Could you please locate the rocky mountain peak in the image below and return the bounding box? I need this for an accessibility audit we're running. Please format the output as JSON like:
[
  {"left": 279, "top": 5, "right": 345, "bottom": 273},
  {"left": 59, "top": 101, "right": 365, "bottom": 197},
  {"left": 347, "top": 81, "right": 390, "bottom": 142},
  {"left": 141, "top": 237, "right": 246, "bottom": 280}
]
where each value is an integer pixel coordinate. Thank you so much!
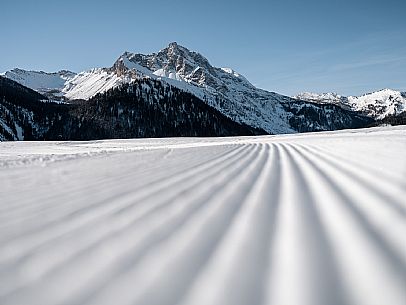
[
  {"left": 107, "top": 43, "right": 256, "bottom": 95},
  {"left": 165, "top": 41, "right": 184, "bottom": 54}
]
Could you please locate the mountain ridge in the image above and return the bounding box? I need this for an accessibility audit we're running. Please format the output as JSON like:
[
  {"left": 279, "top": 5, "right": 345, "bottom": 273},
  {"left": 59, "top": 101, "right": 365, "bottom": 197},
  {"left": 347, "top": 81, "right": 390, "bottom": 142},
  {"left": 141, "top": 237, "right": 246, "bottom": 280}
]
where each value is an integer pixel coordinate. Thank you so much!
[
  {"left": 294, "top": 88, "right": 406, "bottom": 119},
  {"left": 2, "top": 68, "right": 76, "bottom": 99},
  {"left": 0, "top": 75, "right": 265, "bottom": 141},
  {"left": 2, "top": 42, "right": 375, "bottom": 134}
]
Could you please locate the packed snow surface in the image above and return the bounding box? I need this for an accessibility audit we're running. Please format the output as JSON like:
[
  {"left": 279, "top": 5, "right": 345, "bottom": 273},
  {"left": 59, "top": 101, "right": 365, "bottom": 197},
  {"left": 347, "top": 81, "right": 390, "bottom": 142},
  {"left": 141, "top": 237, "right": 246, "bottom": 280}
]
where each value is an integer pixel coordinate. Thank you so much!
[{"left": 0, "top": 126, "right": 405, "bottom": 305}]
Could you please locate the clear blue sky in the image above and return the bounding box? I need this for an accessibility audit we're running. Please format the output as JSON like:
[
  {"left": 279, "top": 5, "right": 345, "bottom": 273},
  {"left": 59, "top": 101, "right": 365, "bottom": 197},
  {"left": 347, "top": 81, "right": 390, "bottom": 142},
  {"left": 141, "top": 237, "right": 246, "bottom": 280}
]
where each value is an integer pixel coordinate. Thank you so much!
[{"left": 1, "top": 0, "right": 405, "bottom": 96}]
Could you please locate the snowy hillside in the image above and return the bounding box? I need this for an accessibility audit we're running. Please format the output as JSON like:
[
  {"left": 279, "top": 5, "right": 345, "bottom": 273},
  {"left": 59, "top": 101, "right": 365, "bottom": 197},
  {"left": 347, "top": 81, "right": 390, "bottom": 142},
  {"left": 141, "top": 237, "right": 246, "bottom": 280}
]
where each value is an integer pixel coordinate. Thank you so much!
[
  {"left": 0, "top": 126, "right": 405, "bottom": 305},
  {"left": 62, "top": 68, "right": 135, "bottom": 100},
  {"left": 295, "top": 89, "right": 406, "bottom": 119},
  {"left": 2, "top": 68, "right": 76, "bottom": 98}
]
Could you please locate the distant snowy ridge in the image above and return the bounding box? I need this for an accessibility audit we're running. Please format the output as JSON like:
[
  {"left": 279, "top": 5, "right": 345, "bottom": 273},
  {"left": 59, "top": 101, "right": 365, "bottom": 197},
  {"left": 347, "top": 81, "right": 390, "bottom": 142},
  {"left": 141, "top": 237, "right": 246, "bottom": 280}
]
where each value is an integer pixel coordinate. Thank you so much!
[
  {"left": 347, "top": 89, "right": 406, "bottom": 119},
  {"left": 294, "top": 92, "right": 350, "bottom": 108},
  {"left": 3, "top": 68, "right": 76, "bottom": 98},
  {"left": 295, "top": 89, "right": 406, "bottom": 119}
]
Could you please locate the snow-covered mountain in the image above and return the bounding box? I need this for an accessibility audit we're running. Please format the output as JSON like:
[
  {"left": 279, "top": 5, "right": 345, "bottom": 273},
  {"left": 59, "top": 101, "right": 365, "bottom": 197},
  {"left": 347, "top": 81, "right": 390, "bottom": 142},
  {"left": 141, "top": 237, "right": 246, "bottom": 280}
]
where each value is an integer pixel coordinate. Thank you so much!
[
  {"left": 70, "top": 43, "right": 371, "bottom": 133},
  {"left": 348, "top": 89, "right": 406, "bottom": 119},
  {"left": 2, "top": 68, "right": 76, "bottom": 98},
  {"left": 2, "top": 42, "right": 372, "bottom": 134},
  {"left": 294, "top": 92, "right": 351, "bottom": 110},
  {"left": 0, "top": 75, "right": 263, "bottom": 141},
  {"left": 111, "top": 42, "right": 296, "bottom": 133},
  {"left": 295, "top": 89, "right": 406, "bottom": 119}
]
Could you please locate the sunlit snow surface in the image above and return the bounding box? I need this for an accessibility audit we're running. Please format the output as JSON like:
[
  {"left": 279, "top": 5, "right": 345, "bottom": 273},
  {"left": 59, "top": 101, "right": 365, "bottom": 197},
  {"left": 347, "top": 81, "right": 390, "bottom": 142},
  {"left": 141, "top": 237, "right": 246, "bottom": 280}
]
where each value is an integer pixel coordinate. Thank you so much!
[{"left": 0, "top": 126, "right": 405, "bottom": 305}]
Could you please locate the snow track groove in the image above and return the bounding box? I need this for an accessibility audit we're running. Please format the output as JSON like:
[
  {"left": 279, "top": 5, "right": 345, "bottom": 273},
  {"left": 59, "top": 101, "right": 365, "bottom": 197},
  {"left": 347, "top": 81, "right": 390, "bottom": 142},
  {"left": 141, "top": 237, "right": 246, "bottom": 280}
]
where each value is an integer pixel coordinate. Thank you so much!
[
  {"left": 282, "top": 143, "right": 406, "bottom": 305},
  {"left": 0, "top": 145, "right": 252, "bottom": 296},
  {"left": 265, "top": 143, "right": 347, "bottom": 305},
  {"left": 296, "top": 144, "right": 406, "bottom": 214},
  {"left": 287, "top": 145, "right": 406, "bottom": 277},
  {"left": 0, "top": 126, "right": 405, "bottom": 305}
]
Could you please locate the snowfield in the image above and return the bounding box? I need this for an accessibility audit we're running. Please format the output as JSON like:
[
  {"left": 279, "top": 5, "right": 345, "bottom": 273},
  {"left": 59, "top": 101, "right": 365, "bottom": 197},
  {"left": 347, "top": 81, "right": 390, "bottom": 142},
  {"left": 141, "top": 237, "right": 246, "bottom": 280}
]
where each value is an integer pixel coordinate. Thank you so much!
[{"left": 0, "top": 126, "right": 405, "bottom": 305}]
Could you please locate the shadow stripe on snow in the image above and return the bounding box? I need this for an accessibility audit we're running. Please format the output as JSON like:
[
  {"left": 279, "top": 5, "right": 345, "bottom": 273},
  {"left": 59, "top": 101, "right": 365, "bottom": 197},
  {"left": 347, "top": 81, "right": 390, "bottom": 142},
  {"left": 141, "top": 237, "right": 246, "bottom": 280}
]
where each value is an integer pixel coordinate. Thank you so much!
[
  {"left": 0, "top": 145, "right": 254, "bottom": 299},
  {"left": 80, "top": 144, "right": 270, "bottom": 305},
  {"left": 178, "top": 143, "right": 282, "bottom": 305},
  {"left": 0, "top": 144, "right": 241, "bottom": 226},
  {"left": 285, "top": 143, "right": 406, "bottom": 305},
  {"left": 0, "top": 145, "right": 246, "bottom": 256},
  {"left": 0, "top": 147, "right": 264, "bottom": 304},
  {"left": 303, "top": 144, "right": 406, "bottom": 188},
  {"left": 297, "top": 144, "right": 406, "bottom": 215},
  {"left": 265, "top": 143, "right": 348, "bottom": 305}
]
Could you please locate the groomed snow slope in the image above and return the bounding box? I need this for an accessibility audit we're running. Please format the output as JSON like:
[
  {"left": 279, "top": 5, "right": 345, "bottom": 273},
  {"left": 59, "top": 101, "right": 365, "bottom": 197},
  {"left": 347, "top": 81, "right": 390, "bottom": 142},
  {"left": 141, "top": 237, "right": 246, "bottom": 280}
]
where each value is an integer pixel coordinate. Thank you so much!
[{"left": 0, "top": 126, "right": 405, "bottom": 305}]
